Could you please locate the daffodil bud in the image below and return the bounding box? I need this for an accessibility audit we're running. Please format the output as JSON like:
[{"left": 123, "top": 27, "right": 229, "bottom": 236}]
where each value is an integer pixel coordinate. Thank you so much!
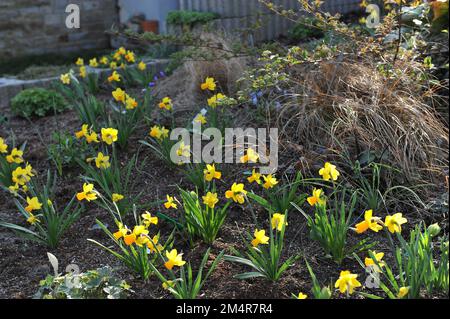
[
  {"left": 320, "top": 287, "right": 332, "bottom": 299},
  {"left": 427, "top": 223, "right": 441, "bottom": 237}
]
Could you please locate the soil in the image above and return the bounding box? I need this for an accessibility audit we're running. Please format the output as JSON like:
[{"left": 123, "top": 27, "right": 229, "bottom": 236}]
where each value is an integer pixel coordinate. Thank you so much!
[{"left": 0, "top": 69, "right": 447, "bottom": 300}]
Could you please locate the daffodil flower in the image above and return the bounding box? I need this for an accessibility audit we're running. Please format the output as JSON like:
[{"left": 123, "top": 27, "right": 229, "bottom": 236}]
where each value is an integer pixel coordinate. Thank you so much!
[
  {"left": 251, "top": 229, "right": 269, "bottom": 247},
  {"left": 95, "top": 152, "right": 110, "bottom": 169},
  {"left": 0, "top": 137, "right": 8, "bottom": 154},
  {"left": 26, "top": 212, "right": 40, "bottom": 225},
  {"left": 204, "top": 164, "right": 221, "bottom": 182},
  {"left": 164, "top": 195, "right": 177, "bottom": 209},
  {"left": 89, "top": 58, "right": 98, "bottom": 67},
  {"left": 364, "top": 251, "right": 385, "bottom": 272},
  {"left": 225, "top": 183, "right": 247, "bottom": 204},
  {"left": 271, "top": 213, "right": 287, "bottom": 231},
  {"left": 101, "top": 128, "right": 119, "bottom": 145},
  {"left": 164, "top": 249, "right": 186, "bottom": 270},
  {"left": 112, "top": 88, "right": 126, "bottom": 103},
  {"left": 159, "top": 97, "right": 173, "bottom": 111},
  {"left": 307, "top": 188, "right": 326, "bottom": 206},
  {"left": 207, "top": 93, "right": 225, "bottom": 107},
  {"left": 385, "top": 213, "right": 407, "bottom": 234},
  {"left": 240, "top": 148, "right": 259, "bottom": 163},
  {"left": 355, "top": 209, "right": 383, "bottom": 234},
  {"left": 112, "top": 193, "right": 124, "bottom": 202},
  {"left": 25, "top": 196, "right": 42, "bottom": 213},
  {"left": 142, "top": 212, "right": 158, "bottom": 227},
  {"left": 108, "top": 71, "right": 121, "bottom": 83},
  {"left": 76, "top": 183, "right": 97, "bottom": 202},
  {"left": 12, "top": 166, "right": 32, "bottom": 186},
  {"left": 79, "top": 66, "right": 87, "bottom": 78},
  {"left": 262, "top": 174, "right": 278, "bottom": 189},
  {"left": 319, "top": 162, "right": 340, "bottom": 181},
  {"left": 6, "top": 148, "right": 24, "bottom": 164},
  {"left": 125, "top": 95, "right": 138, "bottom": 110},
  {"left": 201, "top": 77, "right": 216, "bottom": 91},
  {"left": 202, "top": 192, "right": 219, "bottom": 209},
  {"left": 60, "top": 73, "right": 71, "bottom": 85},
  {"left": 334, "top": 270, "right": 361, "bottom": 295},
  {"left": 75, "top": 57, "right": 84, "bottom": 66},
  {"left": 247, "top": 169, "right": 261, "bottom": 184},
  {"left": 138, "top": 61, "right": 146, "bottom": 71},
  {"left": 397, "top": 286, "right": 410, "bottom": 299},
  {"left": 297, "top": 292, "right": 308, "bottom": 299}
]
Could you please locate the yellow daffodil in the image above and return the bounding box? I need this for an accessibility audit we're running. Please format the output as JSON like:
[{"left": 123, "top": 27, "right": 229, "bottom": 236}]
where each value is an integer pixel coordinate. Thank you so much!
[
  {"left": 262, "top": 174, "right": 278, "bottom": 189},
  {"left": 60, "top": 73, "right": 71, "bottom": 85},
  {"left": 319, "top": 162, "right": 340, "bottom": 181},
  {"left": 125, "top": 95, "right": 138, "bottom": 110},
  {"left": 124, "top": 232, "right": 136, "bottom": 245},
  {"left": 194, "top": 113, "right": 207, "bottom": 124},
  {"left": 133, "top": 225, "right": 149, "bottom": 236},
  {"left": 385, "top": 213, "right": 407, "bottom": 234},
  {"left": 397, "top": 287, "right": 410, "bottom": 299},
  {"left": 79, "top": 66, "right": 87, "bottom": 78},
  {"left": 112, "top": 193, "right": 124, "bottom": 202},
  {"left": 204, "top": 164, "right": 221, "bottom": 182},
  {"left": 162, "top": 280, "right": 175, "bottom": 290},
  {"left": 25, "top": 196, "right": 42, "bottom": 213},
  {"left": 334, "top": 270, "right": 361, "bottom": 295},
  {"left": 89, "top": 58, "right": 98, "bottom": 67},
  {"left": 142, "top": 212, "right": 158, "bottom": 227},
  {"left": 355, "top": 209, "right": 383, "bottom": 234},
  {"left": 125, "top": 50, "right": 135, "bottom": 63},
  {"left": 164, "top": 195, "right": 177, "bottom": 209},
  {"left": 95, "top": 152, "right": 110, "bottom": 169},
  {"left": 110, "top": 61, "right": 117, "bottom": 69},
  {"left": 6, "top": 148, "right": 24, "bottom": 164},
  {"left": 251, "top": 229, "right": 269, "bottom": 247},
  {"left": 112, "top": 88, "right": 126, "bottom": 103},
  {"left": 47, "top": 199, "right": 53, "bottom": 206},
  {"left": 108, "top": 71, "right": 121, "bottom": 83},
  {"left": 0, "top": 137, "right": 8, "bottom": 153},
  {"left": 240, "top": 148, "right": 259, "bottom": 163},
  {"left": 8, "top": 183, "right": 20, "bottom": 195},
  {"left": 26, "top": 212, "right": 40, "bottom": 225},
  {"left": 307, "top": 188, "right": 326, "bottom": 206},
  {"left": 164, "top": 249, "right": 186, "bottom": 270},
  {"left": 76, "top": 124, "right": 99, "bottom": 143},
  {"left": 75, "top": 57, "right": 84, "bottom": 66},
  {"left": 225, "top": 183, "right": 247, "bottom": 204},
  {"left": 101, "top": 128, "right": 118, "bottom": 145},
  {"left": 76, "top": 183, "right": 97, "bottom": 202},
  {"left": 207, "top": 93, "right": 225, "bottom": 108},
  {"left": 365, "top": 251, "right": 385, "bottom": 272},
  {"left": 203, "top": 192, "right": 219, "bottom": 209},
  {"left": 201, "top": 77, "right": 216, "bottom": 91},
  {"left": 113, "top": 222, "right": 129, "bottom": 240},
  {"left": 138, "top": 61, "right": 146, "bottom": 71},
  {"left": 176, "top": 142, "right": 190, "bottom": 159},
  {"left": 271, "top": 213, "right": 287, "bottom": 231},
  {"left": 149, "top": 125, "right": 162, "bottom": 139},
  {"left": 297, "top": 293, "right": 308, "bottom": 299},
  {"left": 12, "top": 166, "right": 32, "bottom": 186},
  {"left": 147, "top": 234, "right": 163, "bottom": 253},
  {"left": 159, "top": 97, "right": 172, "bottom": 111},
  {"left": 247, "top": 169, "right": 262, "bottom": 184},
  {"left": 100, "top": 56, "right": 109, "bottom": 65}
]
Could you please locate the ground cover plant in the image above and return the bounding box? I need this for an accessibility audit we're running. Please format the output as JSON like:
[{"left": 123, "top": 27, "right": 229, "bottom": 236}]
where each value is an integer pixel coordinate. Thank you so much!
[{"left": 0, "top": 0, "right": 448, "bottom": 300}]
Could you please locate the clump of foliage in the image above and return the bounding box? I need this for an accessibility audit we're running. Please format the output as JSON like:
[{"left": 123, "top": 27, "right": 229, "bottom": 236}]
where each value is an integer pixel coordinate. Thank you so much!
[
  {"left": 288, "top": 17, "right": 324, "bottom": 42},
  {"left": 47, "top": 131, "right": 88, "bottom": 176},
  {"left": 167, "top": 10, "right": 220, "bottom": 28},
  {"left": 35, "top": 266, "right": 131, "bottom": 299},
  {"left": 11, "top": 88, "right": 67, "bottom": 118}
]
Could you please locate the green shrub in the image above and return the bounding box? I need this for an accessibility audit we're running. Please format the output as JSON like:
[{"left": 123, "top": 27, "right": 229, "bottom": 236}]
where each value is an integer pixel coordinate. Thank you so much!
[
  {"left": 11, "top": 88, "right": 67, "bottom": 117},
  {"left": 288, "top": 17, "right": 324, "bottom": 42},
  {"left": 167, "top": 10, "right": 219, "bottom": 27}
]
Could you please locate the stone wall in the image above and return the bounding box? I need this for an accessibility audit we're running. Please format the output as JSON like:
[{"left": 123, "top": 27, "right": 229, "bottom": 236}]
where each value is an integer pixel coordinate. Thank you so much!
[{"left": 0, "top": 0, "right": 118, "bottom": 60}]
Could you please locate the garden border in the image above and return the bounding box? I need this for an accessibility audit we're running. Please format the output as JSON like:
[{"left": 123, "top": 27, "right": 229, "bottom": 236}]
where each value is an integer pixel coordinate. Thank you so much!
[{"left": 0, "top": 59, "right": 169, "bottom": 112}]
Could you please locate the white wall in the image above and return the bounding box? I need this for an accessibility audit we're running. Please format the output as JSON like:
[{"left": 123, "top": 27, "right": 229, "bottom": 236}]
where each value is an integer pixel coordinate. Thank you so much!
[{"left": 118, "top": 0, "right": 179, "bottom": 34}]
